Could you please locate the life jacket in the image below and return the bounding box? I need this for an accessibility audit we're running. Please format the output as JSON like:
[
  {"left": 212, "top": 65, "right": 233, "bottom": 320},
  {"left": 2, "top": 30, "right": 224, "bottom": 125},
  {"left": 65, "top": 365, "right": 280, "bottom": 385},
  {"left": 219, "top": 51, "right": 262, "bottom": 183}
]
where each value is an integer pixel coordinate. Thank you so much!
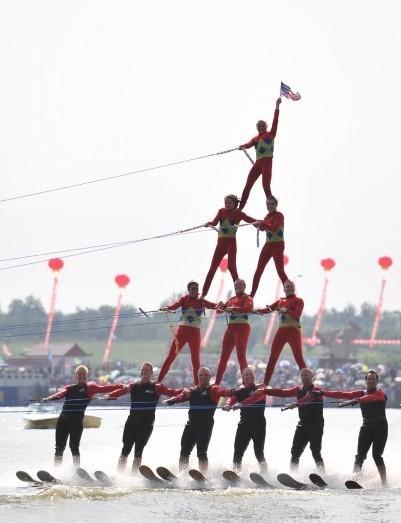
[
  {"left": 188, "top": 386, "right": 218, "bottom": 425},
  {"left": 235, "top": 385, "right": 266, "bottom": 423},
  {"left": 129, "top": 382, "right": 159, "bottom": 423},
  {"left": 297, "top": 385, "right": 324, "bottom": 424},
  {"left": 255, "top": 134, "right": 275, "bottom": 160},
  {"left": 179, "top": 305, "right": 203, "bottom": 328},
  {"left": 61, "top": 384, "right": 91, "bottom": 416},
  {"left": 360, "top": 391, "right": 387, "bottom": 425},
  {"left": 218, "top": 217, "right": 238, "bottom": 238}
]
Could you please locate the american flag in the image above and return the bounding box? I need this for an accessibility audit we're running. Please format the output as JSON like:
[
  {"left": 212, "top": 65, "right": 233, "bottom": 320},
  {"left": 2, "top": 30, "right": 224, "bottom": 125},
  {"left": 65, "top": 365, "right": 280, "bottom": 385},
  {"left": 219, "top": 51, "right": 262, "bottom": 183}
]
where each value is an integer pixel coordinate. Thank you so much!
[{"left": 280, "top": 82, "right": 301, "bottom": 101}]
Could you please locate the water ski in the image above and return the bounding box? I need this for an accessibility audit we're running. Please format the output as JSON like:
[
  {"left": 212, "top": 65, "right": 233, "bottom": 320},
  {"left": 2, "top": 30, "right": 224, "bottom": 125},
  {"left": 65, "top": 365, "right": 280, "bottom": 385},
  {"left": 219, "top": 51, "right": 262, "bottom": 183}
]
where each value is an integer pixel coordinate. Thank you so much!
[
  {"left": 16, "top": 470, "right": 42, "bottom": 486},
  {"left": 249, "top": 472, "right": 273, "bottom": 488},
  {"left": 156, "top": 466, "right": 177, "bottom": 482},
  {"left": 345, "top": 480, "right": 363, "bottom": 490},
  {"left": 139, "top": 465, "right": 163, "bottom": 483},
  {"left": 76, "top": 468, "right": 95, "bottom": 483},
  {"left": 222, "top": 470, "right": 240, "bottom": 484},
  {"left": 188, "top": 469, "right": 207, "bottom": 483},
  {"left": 277, "top": 473, "right": 308, "bottom": 490},
  {"left": 309, "top": 473, "right": 327, "bottom": 488},
  {"left": 37, "top": 470, "right": 60, "bottom": 484},
  {"left": 94, "top": 470, "right": 113, "bottom": 485}
]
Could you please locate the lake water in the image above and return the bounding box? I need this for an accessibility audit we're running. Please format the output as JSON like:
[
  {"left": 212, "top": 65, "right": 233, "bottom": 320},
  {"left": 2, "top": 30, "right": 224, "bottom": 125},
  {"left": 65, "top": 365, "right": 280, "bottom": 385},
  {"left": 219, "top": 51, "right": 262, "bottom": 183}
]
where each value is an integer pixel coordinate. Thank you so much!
[{"left": 1, "top": 406, "right": 400, "bottom": 523}]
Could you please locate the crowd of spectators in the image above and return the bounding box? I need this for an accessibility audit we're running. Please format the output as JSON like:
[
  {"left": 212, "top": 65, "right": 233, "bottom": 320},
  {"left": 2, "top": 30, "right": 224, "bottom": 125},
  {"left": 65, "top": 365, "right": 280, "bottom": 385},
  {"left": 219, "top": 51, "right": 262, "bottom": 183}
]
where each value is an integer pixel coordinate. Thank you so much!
[{"left": 94, "top": 356, "right": 401, "bottom": 408}]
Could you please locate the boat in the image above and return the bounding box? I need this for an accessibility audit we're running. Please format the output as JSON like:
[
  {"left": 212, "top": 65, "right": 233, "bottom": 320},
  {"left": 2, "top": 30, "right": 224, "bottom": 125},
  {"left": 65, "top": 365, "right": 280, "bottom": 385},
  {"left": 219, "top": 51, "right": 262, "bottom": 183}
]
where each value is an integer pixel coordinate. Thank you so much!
[{"left": 23, "top": 403, "right": 101, "bottom": 429}]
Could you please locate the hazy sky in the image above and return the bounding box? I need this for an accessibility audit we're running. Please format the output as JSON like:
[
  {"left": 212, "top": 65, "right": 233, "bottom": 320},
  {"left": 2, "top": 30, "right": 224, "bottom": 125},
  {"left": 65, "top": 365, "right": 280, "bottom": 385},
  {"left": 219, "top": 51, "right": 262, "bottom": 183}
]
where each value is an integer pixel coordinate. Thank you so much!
[{"left": 1, "top": 0, "right": 400, "bottom": 315}]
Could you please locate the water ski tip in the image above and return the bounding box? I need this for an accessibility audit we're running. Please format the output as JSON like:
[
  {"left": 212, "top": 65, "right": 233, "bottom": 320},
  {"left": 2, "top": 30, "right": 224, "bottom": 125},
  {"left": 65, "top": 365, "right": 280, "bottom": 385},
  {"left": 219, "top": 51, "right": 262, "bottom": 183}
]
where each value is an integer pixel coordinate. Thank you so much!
[
  {"left": 345, "top": 479, "right": 363, "bottom": 490},
  {"left": 277, "top": 473, "right": 308, "bottom": 490},
  {"left": 222, "top": 470, "right": 240, "bottom": 483},
  {"left": 188, "top": 469, "right": 207, "bottom": 482},
  {"left": 37, "top": 470, "right": 60, "bottom": 484},
  {"left": 309, "top": 473, "right": 327, "bottom": 488},
  {"left": 139, "top": 465, "right": 163, "bottom": 483},
  {"left": 156, "top": 466, "right": 177, "bottom": 481},
  {"left": 249, "top": 472, "right": 273, "bottom": 488},
  {"left": 16, "top": 470, "right": 41, "bottom": 485}
]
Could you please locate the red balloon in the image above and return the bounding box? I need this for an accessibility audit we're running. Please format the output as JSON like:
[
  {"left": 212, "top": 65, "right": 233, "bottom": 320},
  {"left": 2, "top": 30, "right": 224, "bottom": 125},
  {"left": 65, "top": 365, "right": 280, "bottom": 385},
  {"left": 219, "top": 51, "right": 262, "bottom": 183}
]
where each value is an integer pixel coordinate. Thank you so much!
[
  {"left": 378, "top": 256, "right": 393, "bottom": 270},
  {"left": 283, "top": 255, "right": 289, "bottom": 266},
  {"left": 48, "top": 258, "right": 64, "bottom": 272},
  {"left": 321, "top": 258, "right": 335, "bottom": 271},
  {"left": 115, "top": 274, "right": 130, "bottom": 288},
  {"left": 219, "top": 258, "right": 228, "bottom": 272}
]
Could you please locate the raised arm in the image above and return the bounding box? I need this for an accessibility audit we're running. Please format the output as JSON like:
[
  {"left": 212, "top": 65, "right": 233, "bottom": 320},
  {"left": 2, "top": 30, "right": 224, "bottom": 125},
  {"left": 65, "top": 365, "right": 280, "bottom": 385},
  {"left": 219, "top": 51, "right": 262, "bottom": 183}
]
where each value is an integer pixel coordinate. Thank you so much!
[{"left": 270, "top": 98, "right": 281, "bottom": 138}]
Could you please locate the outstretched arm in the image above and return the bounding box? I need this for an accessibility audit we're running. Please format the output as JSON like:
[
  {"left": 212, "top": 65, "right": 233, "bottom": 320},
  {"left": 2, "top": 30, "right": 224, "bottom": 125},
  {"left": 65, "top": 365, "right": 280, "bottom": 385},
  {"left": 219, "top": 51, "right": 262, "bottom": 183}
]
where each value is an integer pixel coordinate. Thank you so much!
[
  {"left": 322, "top": 389, "right": 365, "bottom": 400},
  {"left": 160, "top": 296, "right": 185, "bottom": 312},
  {"left": 42, "top": 387, "right": 68, "bottom": 402}
]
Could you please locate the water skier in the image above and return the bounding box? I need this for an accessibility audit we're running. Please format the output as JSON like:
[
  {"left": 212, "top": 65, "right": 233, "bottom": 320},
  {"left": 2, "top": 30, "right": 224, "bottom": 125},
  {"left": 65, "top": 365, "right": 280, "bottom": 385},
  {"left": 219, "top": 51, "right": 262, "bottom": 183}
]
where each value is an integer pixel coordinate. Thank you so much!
[
  {"left": 223, "top": 367, "right": 267, "bottom": 473},
  {"left": 201, "top": 194, "right": 256, "bottom": 298},
  {"left": 322, "top": 369, "right": 388, "bottom": 486},
  {"left": 256, "top": 279, "right": 306, "bottom": 385},
  {"left": 158, "top": 281, "right": 217, "bottom": 385},
  {"left": 163, "top": 367, "right": 233, "bottom": 472},
  {"left": 105, "top": 362, "right": 182, "bottom": 470},
  {"left": 214, "top": 279, "right": 254, "bottom": 385},
  {"left": 42, "top": 364, "right": 123, "bottom": 466},
  {"left": 250, "top": 195, "right": 288, "bottom": 297},
  {"left": 238, "top": 97, "right": 281, "bottom": 209},
  {"left": 242, "top": 367, "right": 325, "bottom": 471}
]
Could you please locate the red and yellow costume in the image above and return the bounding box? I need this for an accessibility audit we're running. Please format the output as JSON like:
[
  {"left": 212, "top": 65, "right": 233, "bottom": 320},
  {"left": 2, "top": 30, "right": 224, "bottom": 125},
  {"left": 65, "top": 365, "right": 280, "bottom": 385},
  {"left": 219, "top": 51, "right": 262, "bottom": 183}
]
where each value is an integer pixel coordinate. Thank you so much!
[
  {"left": 251, "top": 210, "right": 287, "bottom": 297},
  {"left": 215, "top": 294, "right": 254, "bottom": 384},
  {"left": 239, "top": 108, "right": 279, "bottom": 209},
  {"left": 158, "top": 295, "right": 217, "bottom": 385},
  {"left": 258, "top": 294, "right": 306, "bottom": 385},
  {"left": 202, "top": 208, "right": 256, "bottom": 297}
]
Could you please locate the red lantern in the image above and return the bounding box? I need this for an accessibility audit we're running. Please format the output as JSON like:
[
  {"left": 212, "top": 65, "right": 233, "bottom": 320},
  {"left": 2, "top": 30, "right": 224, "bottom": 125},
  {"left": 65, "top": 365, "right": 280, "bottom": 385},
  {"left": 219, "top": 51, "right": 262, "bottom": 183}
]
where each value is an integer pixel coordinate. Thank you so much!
[
  {"left": 115, "top": 274, "right": 130, "bottom": 288},
  {"left": 219, "top": 258, "right": 228, "bottom": 272},
  {"left": 48, "top": 258, "right": 64, "bottom": 272},
  {"left": 321, "top": 258, "right": 335, "bottom": 271},
  {"left": 378, "top": 256, "right": 392, "bottom": 270},
  {"left": 283, "top": 255, "right": 289, "bottom": 266}
]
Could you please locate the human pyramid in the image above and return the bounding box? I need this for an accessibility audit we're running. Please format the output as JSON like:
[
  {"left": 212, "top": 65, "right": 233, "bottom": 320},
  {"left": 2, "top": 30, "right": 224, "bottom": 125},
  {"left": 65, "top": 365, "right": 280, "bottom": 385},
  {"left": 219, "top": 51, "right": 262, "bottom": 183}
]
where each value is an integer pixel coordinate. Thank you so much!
[{"left": 43, "top": 94, "right": 388, "bottom": 487}]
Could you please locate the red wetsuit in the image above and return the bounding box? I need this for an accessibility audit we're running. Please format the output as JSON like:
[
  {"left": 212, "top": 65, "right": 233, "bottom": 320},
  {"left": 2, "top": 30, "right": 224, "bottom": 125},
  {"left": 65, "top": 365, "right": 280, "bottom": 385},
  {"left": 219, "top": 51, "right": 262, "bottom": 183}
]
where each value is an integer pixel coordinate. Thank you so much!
[
  {"left": 322, "top": 388, "right": 387, "bottom": 469},
  {"left": 259, "top": 294, "right": 306, "bottom": 385},
  {"left": 158, "top": 295, "right": 217, "bottom": 385},
  {"left": 239, "top": 108, "right": 279, "bottom": 209},
  {"left": 251, "top": 211, "right": 287, "bottom": 297},
  {"left": 215, "top": 294, "right": 254, "bottom": 384},
  {"left": 202, "top": 208, "right": 256, "bottom": 297}
]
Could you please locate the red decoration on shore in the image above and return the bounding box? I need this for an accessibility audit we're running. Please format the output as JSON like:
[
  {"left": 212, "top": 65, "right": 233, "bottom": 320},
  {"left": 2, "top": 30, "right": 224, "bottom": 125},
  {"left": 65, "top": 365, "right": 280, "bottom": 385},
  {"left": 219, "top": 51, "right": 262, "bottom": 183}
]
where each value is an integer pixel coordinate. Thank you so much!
[
  {"left": 320, "top": 258, "right": 335, "bottom": 271},
  {"left": 48, "top": 258, "right": 64, "bottom": 272},
  {"left": 115, "top": 274, "right": 130, "bottom": 288},
  {"left": 378, "top": 256, "right": 392, "bottom": 270},
  {"left": 219, "top": 258, "right": 228, "bottom": 272}
]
